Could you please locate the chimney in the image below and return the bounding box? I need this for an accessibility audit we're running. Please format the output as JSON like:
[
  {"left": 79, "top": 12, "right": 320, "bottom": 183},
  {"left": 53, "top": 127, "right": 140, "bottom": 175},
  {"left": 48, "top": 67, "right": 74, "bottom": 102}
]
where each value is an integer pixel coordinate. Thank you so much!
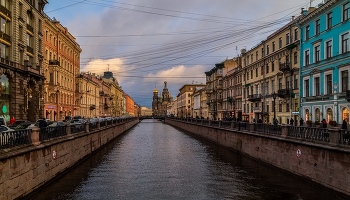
[
  {"left": 301, "top": 8, "right": 308, "bottom": 16},
  {"left": 292, "top": 16, "right": 295, "bottom": 21},
  {"left": 308, "top": 7, "right": 316, "bottom": 13}
]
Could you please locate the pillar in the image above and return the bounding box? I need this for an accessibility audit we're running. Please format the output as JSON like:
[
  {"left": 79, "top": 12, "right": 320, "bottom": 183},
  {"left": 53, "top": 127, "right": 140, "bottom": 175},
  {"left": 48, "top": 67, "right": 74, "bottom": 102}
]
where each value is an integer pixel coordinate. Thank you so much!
[{"left": 30, "top": 127, "right": 40, "bottom": 146}]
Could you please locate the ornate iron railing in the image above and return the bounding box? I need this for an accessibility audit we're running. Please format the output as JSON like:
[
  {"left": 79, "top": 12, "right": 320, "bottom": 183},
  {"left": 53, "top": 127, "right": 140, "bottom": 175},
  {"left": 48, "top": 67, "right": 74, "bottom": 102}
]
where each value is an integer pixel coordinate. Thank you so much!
[
  {"left": 253, "top": 124, "right": 282, "bottom": 135},
  {"left": 27, "top": 45, "right": 34, "bottom": 54},
  {"left": 39, "top": 126, "right": 67, "bottom": 141},
  {"left": 27, "top": 24, "right": 34, "bottom": 33},
  {"left": 89, "top": 123, "right": 98, "bottom": 131},
  {"left": 0, "top": 129, "right": 32, "bottom": 149},
  {"left": 0, "top": 4, "right": 11, "bottom": 19},
  {"left": 288, "top": 126, "right": 329, "bottom": 142},
  {"left": 221, "top": 121, "right": 231, "bottom": 129},
  {"left": 211, "top": 120, "right": 219, "bottom": 127},
  {"left": 339, "top": 129, "right": 350, "bottom": 145},
  {"left": 71, "top": 124, "right": 86, "bottom": 134}
]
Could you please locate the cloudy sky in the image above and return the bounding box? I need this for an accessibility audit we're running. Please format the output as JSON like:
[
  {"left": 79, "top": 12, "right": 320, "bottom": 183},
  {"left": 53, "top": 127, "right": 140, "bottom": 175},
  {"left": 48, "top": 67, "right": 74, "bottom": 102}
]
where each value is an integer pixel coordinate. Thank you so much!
[{"left": 44, "top": 0, "right": 322, "bottom": 107}]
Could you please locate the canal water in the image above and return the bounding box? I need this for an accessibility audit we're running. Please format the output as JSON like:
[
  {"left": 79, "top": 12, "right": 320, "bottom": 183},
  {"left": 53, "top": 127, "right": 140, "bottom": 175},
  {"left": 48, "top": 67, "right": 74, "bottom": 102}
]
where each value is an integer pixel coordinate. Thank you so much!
[{"left": 31, "top": 119, "right": 347, "bottom": 200}]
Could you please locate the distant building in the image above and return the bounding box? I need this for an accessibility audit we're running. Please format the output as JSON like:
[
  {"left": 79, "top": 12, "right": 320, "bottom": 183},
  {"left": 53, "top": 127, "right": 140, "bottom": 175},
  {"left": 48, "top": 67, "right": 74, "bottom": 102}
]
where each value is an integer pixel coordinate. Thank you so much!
[
  {"left": 177, "top": 83, "right": 206, "bottom": 118},
  {"left": 152, "top": 81, "right": 173, "bottom": 116},
  {"left": 141, "top": 107, "right": 152, "bottom": 116}
]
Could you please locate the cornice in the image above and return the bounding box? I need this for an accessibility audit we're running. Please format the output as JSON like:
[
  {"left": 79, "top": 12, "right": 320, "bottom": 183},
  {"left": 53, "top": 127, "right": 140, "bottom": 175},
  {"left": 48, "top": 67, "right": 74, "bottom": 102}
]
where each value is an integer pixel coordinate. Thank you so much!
[{"left": 298, "top": 0, "right": 338, "bottom": 25}]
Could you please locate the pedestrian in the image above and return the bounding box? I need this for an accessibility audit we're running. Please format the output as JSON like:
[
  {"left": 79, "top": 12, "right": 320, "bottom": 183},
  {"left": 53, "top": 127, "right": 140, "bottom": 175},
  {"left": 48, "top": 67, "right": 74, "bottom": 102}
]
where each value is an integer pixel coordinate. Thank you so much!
[
  {"left": 322, "top": 119, "right": 327, "bottom": 128},
  {"left": 342, "top": 120, "right": 347, "bottom": 130},
  {"left": 10, "top": 117, "right": 15, "bottom": 125},
  {"left": 290, "top": 118, "right": 294, "bottom": 126},
  {"left": 300, "top": 118, "right": 304, "bottom": 127}
]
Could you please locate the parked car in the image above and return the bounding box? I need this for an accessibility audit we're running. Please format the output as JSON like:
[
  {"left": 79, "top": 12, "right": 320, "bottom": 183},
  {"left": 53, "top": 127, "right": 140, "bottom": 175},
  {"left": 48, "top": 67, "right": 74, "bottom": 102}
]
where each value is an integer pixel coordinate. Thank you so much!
[
  {"left": 0, "top": 125, "right": 14, "bottom": 133},
  {"left": 48, "top": 121, "right": 67, "bottom": 127},
  {"left": 8, "top": 120, "right": 28, "bottom": 129}
]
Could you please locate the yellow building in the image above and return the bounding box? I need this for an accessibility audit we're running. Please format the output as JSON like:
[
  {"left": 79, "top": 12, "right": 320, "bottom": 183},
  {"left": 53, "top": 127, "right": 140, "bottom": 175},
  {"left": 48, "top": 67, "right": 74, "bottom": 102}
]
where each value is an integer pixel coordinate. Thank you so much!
[
  {"left": 191, "top": 87, "right": 208, "bottom": 118},
  {"left": 141, "top": 107, "right": 152, "bottom": 116},
  {"left": 75, "top": 73, "right": 100, "bottom": 118},
  {"left": 242, "top": 16, "right": 301, "bottom": 124}
]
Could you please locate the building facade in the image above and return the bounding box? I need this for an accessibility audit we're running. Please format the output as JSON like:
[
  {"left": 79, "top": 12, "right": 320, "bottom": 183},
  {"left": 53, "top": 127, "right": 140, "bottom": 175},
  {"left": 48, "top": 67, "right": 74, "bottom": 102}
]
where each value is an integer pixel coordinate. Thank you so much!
[
  {"left": 0, "top": 0, "right": 48, "bottom": 122},
  {"left": 125, "top": 93, "right": 134, "bottom": 116},
  {"left": 191, "top": 87, "right": 208, "bottom": 118},
  {"left": 299, "top": 1, "right": 350, "bottom": 125},
  {"left": 152, "top": 81, "right": 173, "bottom": 116},
  {"left": 177, "top": 84, "right": 206, "bottom": 118},
  {"left": 76, "top": 73, "right": 99, "bottom": 118},
  {"left": 98, "top": 79, "right": 111, "bottom": 117},
  {"left": 102, "top": 71, "right": 123, "bottom": 117},
  {"left": 43, "top": 17, "right": 82, "bottom": 121},
  {"left": 141, "top": 107, "right": 152, "bottom": 116},
  {"left": 242, "top": 16, "right": 301, "bottom": 124}
]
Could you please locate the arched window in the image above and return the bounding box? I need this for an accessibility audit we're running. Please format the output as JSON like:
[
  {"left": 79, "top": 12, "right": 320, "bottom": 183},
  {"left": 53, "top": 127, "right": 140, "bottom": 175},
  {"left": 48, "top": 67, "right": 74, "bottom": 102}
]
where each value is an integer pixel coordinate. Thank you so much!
[
  {"left": 305, "top": 109, "right": 310, "bottom": 121},
  {"left": 327, "top": 108, "right": 333, "bottom": 122},
  {"left": 315, "top": 108, "right": 320, "bottom": 122},
  {"left": 343, "top": 107, "right": 349, "bottom": 123}
]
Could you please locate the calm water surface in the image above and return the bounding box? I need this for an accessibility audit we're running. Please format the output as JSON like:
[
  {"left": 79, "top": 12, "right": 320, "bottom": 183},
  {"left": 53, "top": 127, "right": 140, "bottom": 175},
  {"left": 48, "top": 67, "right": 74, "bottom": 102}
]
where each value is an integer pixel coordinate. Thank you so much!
[{"left": 31, "top": 119, "right": 348, "bottom": 200}]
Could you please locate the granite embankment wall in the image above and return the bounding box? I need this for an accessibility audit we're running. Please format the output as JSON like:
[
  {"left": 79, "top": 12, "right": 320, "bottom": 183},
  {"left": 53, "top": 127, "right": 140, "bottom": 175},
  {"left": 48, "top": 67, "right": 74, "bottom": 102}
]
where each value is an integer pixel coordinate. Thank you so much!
[
  {"left": 0, "top": 118, "right": 139, "bottom": 200},
  {"left": 166, "top": 118, "right": 350, "bottom": 196}
]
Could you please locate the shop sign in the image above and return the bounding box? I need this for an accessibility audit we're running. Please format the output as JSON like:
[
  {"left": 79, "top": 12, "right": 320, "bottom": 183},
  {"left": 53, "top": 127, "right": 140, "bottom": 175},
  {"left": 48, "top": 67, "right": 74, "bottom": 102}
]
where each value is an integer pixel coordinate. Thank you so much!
[
  {"left": 250, "top": 113, "right": 253, "bottom": 115},
  {"left": 292, "top": 112, "right": 299, "bottom": 114},
  {"left": 48, "top": 107, "right": 55, "bottom": 109}
]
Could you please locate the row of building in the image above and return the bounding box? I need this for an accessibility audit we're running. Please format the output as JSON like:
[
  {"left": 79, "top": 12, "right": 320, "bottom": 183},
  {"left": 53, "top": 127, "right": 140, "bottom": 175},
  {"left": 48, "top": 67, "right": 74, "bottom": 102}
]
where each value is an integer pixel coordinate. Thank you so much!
[
  {"left": 0, "top": 0, "right": 139, "bottom": 122},
  {"left": 157, "top": 0, "right": 350, "bottom": 126}
]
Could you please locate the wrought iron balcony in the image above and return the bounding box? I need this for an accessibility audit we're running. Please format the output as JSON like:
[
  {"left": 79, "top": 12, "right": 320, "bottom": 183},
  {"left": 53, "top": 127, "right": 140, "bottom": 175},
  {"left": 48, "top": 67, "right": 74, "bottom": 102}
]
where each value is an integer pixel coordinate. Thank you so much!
[
  {"left": 27, "top": 46, "right": 34, "bottom": 54},
  {"left": 206, "top": 89, "right": 213, "bottom": 94},
  {"left": 104, "top": 103, "right": 110, "bottom": 109},
  {"left": 279, "top": 62, "right": 291, "bottom": 72},
  {"left": 216, "top": 85, "right": 223, "bottom": 90},
  {"left": 0, "top": 32, "right": 11, "bottom": 43},
  {"left": 27, "top": 24, "right": 34, "bottom": 33},
  {"left": 49, "top": 60, "right": 60, "bottom": 66},
  {"left": 99, "top": 91, "right": 104, "bottom": 96},
  {"left": 0, "top": 4, "right": 11, "bottom": 19},
  {"left": 277, "top": 89, "right": 291, "bottom": 98},
  {"left": 248, "top": 94, "right": 262, "bottom": 102},
  {"left": 90, "top": 105, "right": 96, "bottom": 110}
]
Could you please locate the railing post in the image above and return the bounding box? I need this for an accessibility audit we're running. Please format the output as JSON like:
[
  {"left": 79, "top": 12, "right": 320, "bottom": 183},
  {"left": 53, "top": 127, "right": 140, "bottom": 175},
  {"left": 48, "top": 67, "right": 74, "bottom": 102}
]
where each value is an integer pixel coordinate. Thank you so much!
[
  {"left": 30, "top": 127, "right": 40, "bottom": 146},
  {"left": 329, "top": 128, "right": 340, "bottom": 145},
  {"left": 201, "top": 120, "right": 203, "bottom": 125},
  {"left": 85, "top": 122, "right": 89, "bottom": 133},
  {"left": 97, "top": 121, "right": 101, "bottom": 129},
  {"left": 249, "top": 123, "right": 254, "bottom": 132},
  {"left": 105, "top": 121, "right": 108, "bottom": 127},
  {"left": 209, "top": 120, "right": 211, "bottom": 126},
  {"left": 231, "top": 121, "right": 234, "bottom": 129},
  {"left": 218, "top": 121, "right": 222, "bottom": 128},
  {"left": 66, "top": 124, "right": 71, "bottom": 135},
  {"left": 281, "top": 125, "right": 289, "bottom": 138}
]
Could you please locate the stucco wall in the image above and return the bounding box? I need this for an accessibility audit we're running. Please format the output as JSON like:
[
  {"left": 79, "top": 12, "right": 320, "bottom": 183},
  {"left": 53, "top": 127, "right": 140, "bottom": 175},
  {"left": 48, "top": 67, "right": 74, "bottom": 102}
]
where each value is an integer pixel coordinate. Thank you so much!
[
  {"left": 0, "top": 119, "right": 139, "bottom": 200},
  {"left": 166, "top": 119, "right": 350, "bottom": 196}
]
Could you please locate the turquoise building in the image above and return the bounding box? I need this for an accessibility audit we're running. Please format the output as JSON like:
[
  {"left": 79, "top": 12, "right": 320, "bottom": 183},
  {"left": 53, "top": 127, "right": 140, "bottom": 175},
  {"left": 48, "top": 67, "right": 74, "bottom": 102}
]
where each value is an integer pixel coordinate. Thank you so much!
[{"left": 299, "top": 0, "right": 350, "bottom": 125}]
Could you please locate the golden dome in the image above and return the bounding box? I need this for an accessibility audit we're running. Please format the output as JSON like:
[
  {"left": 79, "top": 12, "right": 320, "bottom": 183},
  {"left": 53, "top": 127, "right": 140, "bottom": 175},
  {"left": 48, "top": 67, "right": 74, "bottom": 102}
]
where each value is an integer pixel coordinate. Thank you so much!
[{"left": 153, "top": 88, "right": 158, "bottom": 93}]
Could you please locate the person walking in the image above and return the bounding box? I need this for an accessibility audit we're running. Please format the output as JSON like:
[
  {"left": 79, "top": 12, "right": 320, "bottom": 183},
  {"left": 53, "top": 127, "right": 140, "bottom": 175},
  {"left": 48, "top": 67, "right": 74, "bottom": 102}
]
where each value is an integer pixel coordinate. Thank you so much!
[
  {"left": 300, "top": 118, "right": 304, "bottom": 127},
  {"left": 341, "top": 120, "right": 347, "bottom": 130},
  {"left": 322, "top": 119, "right": 327, "bottom": 128},
  {"left": 290, "top": 118, "right": 294, "bottom": 126},
  {"left": 10, "top": 117, "right": 15, "bottom": 125}
]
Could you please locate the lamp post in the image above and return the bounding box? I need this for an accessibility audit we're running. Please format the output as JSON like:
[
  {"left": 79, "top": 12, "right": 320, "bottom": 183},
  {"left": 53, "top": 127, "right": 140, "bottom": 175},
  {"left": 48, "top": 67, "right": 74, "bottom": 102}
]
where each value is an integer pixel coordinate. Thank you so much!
[{"left": 272, "top": 92, "right": 277, "bottom": 125}]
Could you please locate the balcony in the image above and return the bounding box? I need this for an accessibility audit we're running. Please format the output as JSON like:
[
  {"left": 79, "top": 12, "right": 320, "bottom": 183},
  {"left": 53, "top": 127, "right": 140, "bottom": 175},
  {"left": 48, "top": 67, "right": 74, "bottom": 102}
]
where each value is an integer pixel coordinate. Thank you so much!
[
  {"left": 0, "top": 32, "right": 11, "bottom": 43},
  {"left": 206, "top": 89, "right": 213, "bottom": 94},
  {"left": 279, "top": 62, "right": 291, "bottom": 72},
  {"left": 104, "top": 103, "right": 110, "bottom": 109},
  {"left": 99, "top": 91, "right": 104, "bottom": 96},
  {"left": 49, "top": 60, "right": 60, "bottom": 66},
  {"left": 216, "top": 85, "right": 223, "bottom": 90},
  {"left": 27, "top": 46, "right": 34, "bottom": 54},
  {"left": 217, "top": 98, "right": 223, "bottom": 103},
  {"left": 227, "top": 97, "right": 233, "bottom": 102},
  {"left": 90, "top": 105, "right": 96, "bottom": 110},
  {"left": 248, "top": 94, "right": 262, "bottom": 102},
  {"left": 0, "top": 4, "right": 11, "bottom": 19},
  {"left": 27, "top": 24, "right": 34, "bottom": 34},
  {"left": 277, "top": 89, "right": 291, "bottom": 98}
]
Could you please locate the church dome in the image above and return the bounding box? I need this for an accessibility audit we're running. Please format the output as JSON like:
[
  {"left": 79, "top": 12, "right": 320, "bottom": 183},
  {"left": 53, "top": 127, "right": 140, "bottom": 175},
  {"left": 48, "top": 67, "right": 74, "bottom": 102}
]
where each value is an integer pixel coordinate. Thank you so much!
[{"left": 153, "top": 88, "right": 158, "bottom": 93}]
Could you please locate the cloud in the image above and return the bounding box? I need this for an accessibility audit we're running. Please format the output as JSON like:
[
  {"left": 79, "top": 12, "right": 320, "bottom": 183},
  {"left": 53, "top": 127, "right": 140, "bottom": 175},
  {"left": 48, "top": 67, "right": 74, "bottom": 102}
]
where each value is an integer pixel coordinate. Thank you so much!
[{"left": 82, "top": 58, "right": 126, "bottom": 83}]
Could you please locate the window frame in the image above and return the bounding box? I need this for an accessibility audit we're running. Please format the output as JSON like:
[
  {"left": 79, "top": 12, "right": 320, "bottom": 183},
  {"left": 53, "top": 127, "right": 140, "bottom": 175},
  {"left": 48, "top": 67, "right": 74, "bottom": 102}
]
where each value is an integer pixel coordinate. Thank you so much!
[
  {"left": 324, "top": 71, "right": 333, "bottom": 95},
  {"left": 315, "top": 19, "right": 321, "bottom": 35},
  {"left": 327, "top": 12, "right": 333, "bottom": 30}
]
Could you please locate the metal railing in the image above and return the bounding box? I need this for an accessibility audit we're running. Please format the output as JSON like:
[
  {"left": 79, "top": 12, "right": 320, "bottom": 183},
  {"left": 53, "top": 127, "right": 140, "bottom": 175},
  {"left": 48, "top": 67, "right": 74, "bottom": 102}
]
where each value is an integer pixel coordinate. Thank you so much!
[
  {"left": 221, "top": 121, "right": 231, "bottom": 129},
  {"left": 211, "top": 121, "right": 219, "bottom": 127},
  {"left": 89, "top": 123, "right": 98, "bottom": 131},
  {"left": 100, "top": 121, "right": 106, "bottom": 128},
  {"left": 71, "top": 124, "right": 86, "bottom": 134},
  {"left": 107, "top": 120, "right": 112, "bottom": 126},
  {"left": 288, "top": 126, "right": 329, "bottom": 142},
  {"left": 253, "top": 124, "right": 282, "bottom": 135},
  {"left": 0, "top": 129, "right": 32, "bottom": 149},
  {"left": 339, "top": 129, "right": 350, "bottom": 145},
  {"left": 39, "top": 126, "right": 67, "bottom": 141}
]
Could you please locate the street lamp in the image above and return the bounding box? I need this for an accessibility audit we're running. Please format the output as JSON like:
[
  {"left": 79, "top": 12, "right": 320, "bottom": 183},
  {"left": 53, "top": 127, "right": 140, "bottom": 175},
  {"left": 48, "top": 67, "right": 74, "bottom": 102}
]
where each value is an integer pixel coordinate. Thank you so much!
[{"left": 272, "top": 92, "right": 277, "bottom": 125}]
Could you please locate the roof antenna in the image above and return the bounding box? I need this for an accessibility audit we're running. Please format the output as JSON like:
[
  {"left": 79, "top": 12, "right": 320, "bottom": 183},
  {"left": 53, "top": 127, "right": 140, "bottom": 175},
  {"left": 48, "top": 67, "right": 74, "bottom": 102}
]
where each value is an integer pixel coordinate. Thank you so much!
[{"left": 107, "top": 64, "right": 110, "bottom": 71}]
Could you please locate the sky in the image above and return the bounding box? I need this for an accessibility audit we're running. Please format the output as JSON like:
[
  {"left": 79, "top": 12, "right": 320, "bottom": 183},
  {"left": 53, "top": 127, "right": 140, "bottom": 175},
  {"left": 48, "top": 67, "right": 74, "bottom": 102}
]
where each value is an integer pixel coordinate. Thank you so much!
[{"left": 44, "top": 0, "right": 323, "bottom": 107}]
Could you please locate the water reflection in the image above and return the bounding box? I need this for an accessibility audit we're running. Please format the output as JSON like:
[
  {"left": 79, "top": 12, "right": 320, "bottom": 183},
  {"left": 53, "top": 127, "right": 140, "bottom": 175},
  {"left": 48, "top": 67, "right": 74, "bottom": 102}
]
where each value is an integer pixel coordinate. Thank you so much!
[{"left": 30, "top": 119, "right": 347, "bottom": 200}]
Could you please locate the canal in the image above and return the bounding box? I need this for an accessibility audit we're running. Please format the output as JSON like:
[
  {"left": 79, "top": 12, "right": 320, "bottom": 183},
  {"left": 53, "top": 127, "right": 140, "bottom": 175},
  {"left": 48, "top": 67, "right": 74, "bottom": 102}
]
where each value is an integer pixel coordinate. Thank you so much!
[{"left": 30, "top": 119, "right": 347, "bottom": 200}]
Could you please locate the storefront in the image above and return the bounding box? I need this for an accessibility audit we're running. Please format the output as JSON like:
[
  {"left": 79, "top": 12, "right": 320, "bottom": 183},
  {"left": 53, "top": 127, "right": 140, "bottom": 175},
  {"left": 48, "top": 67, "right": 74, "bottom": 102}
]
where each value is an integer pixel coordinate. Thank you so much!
[{"left": 0, "top": 74, "right": 11, "bottom": 122}]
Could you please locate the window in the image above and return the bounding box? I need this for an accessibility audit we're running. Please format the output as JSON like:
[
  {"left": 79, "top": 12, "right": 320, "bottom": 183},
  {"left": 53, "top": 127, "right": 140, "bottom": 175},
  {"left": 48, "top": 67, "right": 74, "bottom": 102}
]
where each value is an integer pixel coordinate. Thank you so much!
[
  {"left": 39, "top": 19, "right": 42, "bottom": 33},
  {"left": 50, "top": 73, "right": 54, "bottom": 83},
  {"left": 266, "top": 82, "right": 269, "bottom": 94},
  {"left": 19, "top": 26, "right": 23, "bottom": 41},
  {"left": 286, "top": 33, "right": 290, "bottom": 45},
  {"left": 306, "top": 25, "right": 310, "bottom": 40},
  {"left": 315, "top": 19, "right": 320, "bottom": 35},
  {"left": 279, "top": 101, "right": 282, "bottom": 112},
  {"left": 315, "top": 45, "right": 320, "bottom": 62},
  {"left": 342, "top": 33, "right": 349, "bottom": 54},
  {"left": 251, "top": 55, "right": 253, "bottom": 63},
  {"left": 305, "top": 79, "right": 309, "bottom": 97},
  {"left": 305, "top": 50, "right": 310, "bottom": 66},
  {"left": 256, "top": 51, "right": 258, "bottom": 60},
  {"left": 278, "top": 78, "right": 282, "bottom": 90},
  {"left": 256, "top": 68, "right": 258, "bottom": 77},
  {"left": 266, "top": 64, "right": 269, "bottom": 74},
  {"left": 262, "top": 48, "right": 265, "bottom": 57},
  {"left": 294, "top": 52, "right": 298, "bottom": 64},
  {"left": 342, "top": 70, "right": 349, "bottom": 92},
  {"left": 261, "top": 83, "right": 264, "bottom": 95},
  {"left": 251, "top": 70, "right": 253, "bottom": 79},
  {"left": 267, "top": 105, "right": 269, "bottom": 112},
  {"left": 286, "top": 103, "right": 290, "bottom": 112},
  {"left": 272, "top": 42, "right": 275, "bottom": 52},
  {"left": 261, "top": 66, "right": 264, "bottom": 75},
  {"left": 19, "top": 51, "right": 23, "bottom": 64},
  {"left": 279, "top": 37, "right": 282, "bottom": 48},
  {"left": 271, "top": 80, "right": 275, "bottom": 93},
  {"left": 294, "top": 75, "right": 298, "bottom": 89},
  {"left": 188, "top": 100, "right": 190, "bottom": 104},
  {"left": 326, "top": 74, "right": 332, "bottom": 95},
  {"left": 247, "top": 72, "right": 249, "bottom": 80},
  {"left": 26, "top": 55, "right": 33, "bottom": 66},
  {"left": 315, "top": 77, "right": 320, "bottom": 96},
  {"left": 327, "top": 12, "right": 332, "bottom": 29},
  {"left": 247, "top": 55, "right": 249, "bottom": 65},
  {"left": 344, "top": 3, "right": 349, "bottom": 21},
  {"left": 294, "top": 28, "right": 298, "bottom": 41},
  {"left": 267, "top": 45, "right": 269, "bottom": 55},
  {"left": 19, "top": 3, "right": 23, "bottom": 18},
  {"left": 0, "top": 43, "right": 9, "bottom": 59},
  {"left": 271, "top": 61, "right": 274, "bottom": 72},
  {"left": 326, "top": 40, "right": 332, "bottom": 59}
]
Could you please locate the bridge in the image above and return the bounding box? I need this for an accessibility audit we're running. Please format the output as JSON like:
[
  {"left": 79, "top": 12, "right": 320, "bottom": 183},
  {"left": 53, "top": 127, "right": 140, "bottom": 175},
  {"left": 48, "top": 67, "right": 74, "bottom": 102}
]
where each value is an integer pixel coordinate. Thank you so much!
[{"left": 139, "top": 116, "right": 165, "bottom": 120}]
